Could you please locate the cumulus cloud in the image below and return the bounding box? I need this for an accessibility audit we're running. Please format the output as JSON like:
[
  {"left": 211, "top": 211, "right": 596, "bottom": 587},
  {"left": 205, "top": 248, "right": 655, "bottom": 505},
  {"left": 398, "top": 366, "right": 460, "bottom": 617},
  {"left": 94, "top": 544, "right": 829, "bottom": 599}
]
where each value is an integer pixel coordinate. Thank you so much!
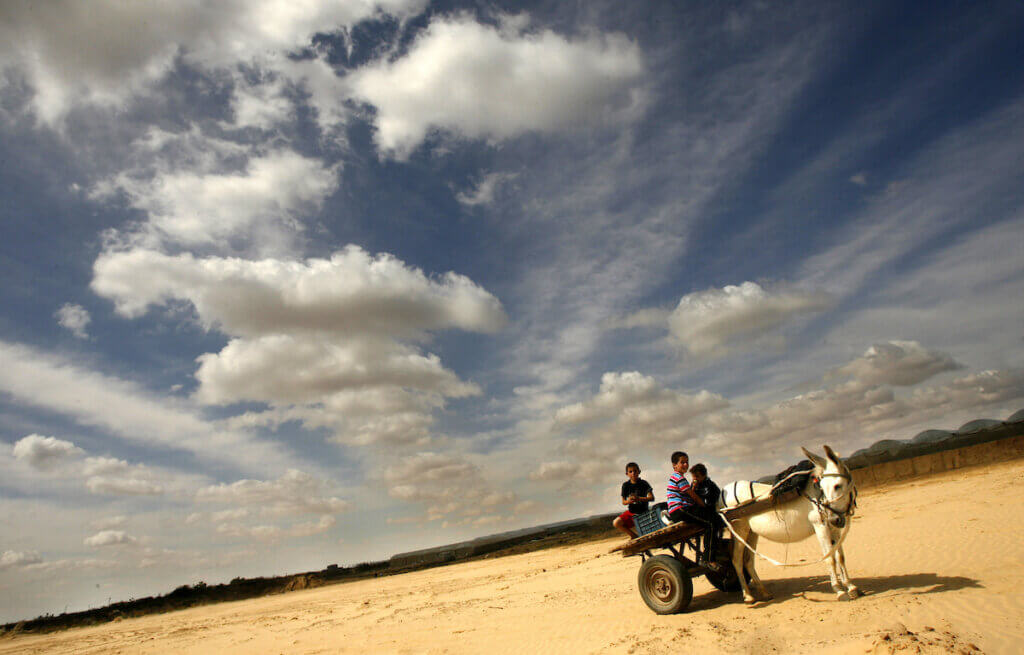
[
  {"left": 196, "top": 469, "right": 350, "bottom": 516},
  {"left": 555, "top": 371, "right": 728, "bottom": 428},
  {"left": 665, "top": 282, "right": 831, "bottom": 356},
  {"left": 0, "top": 550, "right": 42, "bottom": 570},
  {"left": 11, "top": 434, "right": 83, "bottom": 470},
  {"left": 92, "top": 246, "right": 506, "bottom": 336},
  {"left": 99, "top": 150, "right": 338, "bottom": 250},
  {"left": 80, "top": 456, "right": 164, "bottom": 496},
  {"left": 55, "top": 303, "right": 91, "bottom": 338},
  {"left": 833, "top": 340, "right": 962, "bottom": 386},
  {"left": 93, "top": 246, "right": 506, "bottom": 445},
  {"left": 348, "top": 14, "right": 645, "bottom": 157},
  {"left": 383, "top": 452, "right": 517, "bottom": 521},
  {"left": 83, "top": 530, "right": 138, "bottom": 547},
  {"left": 529, "top": 461, "right": 578, "bottom": 481},
  {"left": 194, "top": 336, "right": 478, "bottom": 406},
  {"left": 0, "top": 0, "right": 426, "bottom": 124}
]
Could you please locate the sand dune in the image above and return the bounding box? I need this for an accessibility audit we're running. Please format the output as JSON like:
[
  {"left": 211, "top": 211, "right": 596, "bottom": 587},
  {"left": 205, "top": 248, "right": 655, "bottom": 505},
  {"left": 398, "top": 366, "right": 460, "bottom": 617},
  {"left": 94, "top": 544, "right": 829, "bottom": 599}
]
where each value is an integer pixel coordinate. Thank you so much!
[{"left": 4, "top": 458, "right": 1022, "bottom": 654}]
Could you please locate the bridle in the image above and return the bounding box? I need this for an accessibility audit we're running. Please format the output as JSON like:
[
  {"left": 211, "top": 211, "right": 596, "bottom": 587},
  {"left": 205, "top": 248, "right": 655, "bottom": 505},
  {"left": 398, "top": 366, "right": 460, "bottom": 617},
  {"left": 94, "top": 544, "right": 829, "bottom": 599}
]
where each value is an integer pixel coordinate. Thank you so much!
[{"left": 808, "top": 471, "right": 857, "bottom": 528}]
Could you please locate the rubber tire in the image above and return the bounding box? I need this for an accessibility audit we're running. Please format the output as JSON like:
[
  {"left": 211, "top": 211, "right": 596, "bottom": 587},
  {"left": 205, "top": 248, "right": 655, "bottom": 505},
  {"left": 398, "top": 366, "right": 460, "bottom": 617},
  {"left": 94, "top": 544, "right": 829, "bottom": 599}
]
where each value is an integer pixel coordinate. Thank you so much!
[
  {"left": 705, "top": 564, "right": 750, "bottom": 593},
  {"left": 637, "top": 555, "right": 693, "bottom": 614}
]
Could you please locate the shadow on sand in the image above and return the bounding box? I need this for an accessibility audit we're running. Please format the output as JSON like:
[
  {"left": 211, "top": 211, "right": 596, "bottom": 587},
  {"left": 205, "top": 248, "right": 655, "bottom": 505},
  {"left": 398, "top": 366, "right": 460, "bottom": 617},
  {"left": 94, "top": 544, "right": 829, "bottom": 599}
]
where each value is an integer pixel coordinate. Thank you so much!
[{"left": 688, "top": 572, "right": 982, "bottom": 611}]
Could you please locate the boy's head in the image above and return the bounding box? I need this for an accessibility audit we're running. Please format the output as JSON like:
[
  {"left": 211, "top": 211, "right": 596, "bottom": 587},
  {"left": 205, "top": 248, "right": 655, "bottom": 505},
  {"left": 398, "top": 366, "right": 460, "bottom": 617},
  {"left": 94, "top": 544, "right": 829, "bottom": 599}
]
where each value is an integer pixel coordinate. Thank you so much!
[
  {"left": 671, "top": 451, "right": 689, "bottom": 474},
  {"left": 690, "top": 463, "right": 707, "bottom": 482},
  {"left": 625, "top": 462, "right": 640, "bottom": 481}
]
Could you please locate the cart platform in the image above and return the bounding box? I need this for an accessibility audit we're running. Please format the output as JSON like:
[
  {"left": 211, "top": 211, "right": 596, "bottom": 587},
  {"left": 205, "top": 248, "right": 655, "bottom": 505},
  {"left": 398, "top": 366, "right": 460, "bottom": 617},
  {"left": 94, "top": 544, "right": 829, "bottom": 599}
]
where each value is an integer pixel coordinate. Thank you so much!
[{"left": 609, "top": 488, "right": 801, "bottom": 557}]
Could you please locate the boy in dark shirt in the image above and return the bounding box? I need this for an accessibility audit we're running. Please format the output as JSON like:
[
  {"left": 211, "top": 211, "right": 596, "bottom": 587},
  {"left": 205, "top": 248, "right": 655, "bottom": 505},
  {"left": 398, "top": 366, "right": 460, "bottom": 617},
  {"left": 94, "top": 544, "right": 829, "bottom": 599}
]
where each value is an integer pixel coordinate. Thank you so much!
[
  {"left": 613, "top": 462, "right": 654, "bottom": 539},
  {"left": 690, "top": 463, "right": 722, "bottom": 568}
]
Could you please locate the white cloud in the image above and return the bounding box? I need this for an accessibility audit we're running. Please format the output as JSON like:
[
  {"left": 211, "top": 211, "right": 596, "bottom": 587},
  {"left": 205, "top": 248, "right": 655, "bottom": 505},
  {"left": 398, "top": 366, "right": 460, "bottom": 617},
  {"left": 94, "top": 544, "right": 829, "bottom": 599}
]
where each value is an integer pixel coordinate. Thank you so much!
[
  {"left": 194, "top": 336, "right": 478, "bottom": 405},
  {"left": 456, "top": 171, "right": 517, "bottom": 207},
  {"left": 23, "top": 558, "right": 119, "bottom": 574},
  {"left": 554, "top": 371, "right": 728, "bottom": 428},
  {"left": 93, "top": 246, "right": 506, "bottom": 445},
  {"left": 0, "top": 550, "right": 42, "bottom": 570},
  {"left": 92, "top": 246, "right": 506, "bottom": 337},
  {"left": 349, "top": 15, "right": 645, "bottom": 157},
  {"left": 91, "top": 516, "right": 128, "bottom": 530},
  {"left": 11, "top": 434, "right": 83, "bottom": 470},
  {"left": 81, "top": 457, "right": 165, "bottom": 495},
  {"left": 83, "top": 530, "right": 138, "bottom": 548},
  {"left": 383, "top": 452, "right": 516, "bottom": 520},
  {"left": 0, "top": 0, "right": 426, "bottom": 124},
  {"left": 55, "top": 303, "right": 91, "bottom": 339},
  {"left": 849, "top": 172, "right": 867, "bottom": 186},
  {"left": 699, "top": 367, "right": 1024, "bottom": 463},
  {"left": 0, "top": 340, "right": 306, "bottom": 477},
  {"left": 101, "top": 150, "right": 338, "bottom": 251},
  {"left": 833, "top": 340, "right": 962, "bottom": 386},
  {"left": 665, "top": 282, "right": 831, "bottom": 356},
  {"left": 529, "top": 461, "right": 578, "bottom": 481},
  {"left": 196, "top": 469, "right": 350, "bottom": 516},
  {"left": 85, "top": 477, "right": 164, "bottom": 497}
]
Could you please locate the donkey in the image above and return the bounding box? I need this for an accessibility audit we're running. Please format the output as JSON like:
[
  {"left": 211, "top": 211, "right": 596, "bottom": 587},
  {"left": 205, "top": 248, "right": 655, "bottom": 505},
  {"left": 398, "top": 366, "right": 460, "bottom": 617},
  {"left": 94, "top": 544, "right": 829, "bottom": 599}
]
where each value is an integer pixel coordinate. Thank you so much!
[{"left": 722, "top": 445, "right": 860, "bottom": 604}]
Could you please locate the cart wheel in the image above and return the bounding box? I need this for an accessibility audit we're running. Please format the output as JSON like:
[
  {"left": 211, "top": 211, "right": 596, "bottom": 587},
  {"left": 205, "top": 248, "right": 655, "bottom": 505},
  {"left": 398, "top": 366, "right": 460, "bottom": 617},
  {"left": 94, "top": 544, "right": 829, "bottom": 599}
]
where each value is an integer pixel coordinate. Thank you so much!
[
  {"left": 637, "top": 555, "right": 693, "bottom": 614},
  {"left": 705, "top": 564, "right": 749, "bottom": 593}
]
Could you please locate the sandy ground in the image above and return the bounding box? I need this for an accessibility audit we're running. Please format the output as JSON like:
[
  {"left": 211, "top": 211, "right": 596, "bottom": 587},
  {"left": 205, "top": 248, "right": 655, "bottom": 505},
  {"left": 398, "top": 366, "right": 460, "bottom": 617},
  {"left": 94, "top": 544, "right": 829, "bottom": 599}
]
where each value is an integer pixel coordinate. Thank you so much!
[{"left": 5, "top": 458, "right": 1023, "bottom": 655}]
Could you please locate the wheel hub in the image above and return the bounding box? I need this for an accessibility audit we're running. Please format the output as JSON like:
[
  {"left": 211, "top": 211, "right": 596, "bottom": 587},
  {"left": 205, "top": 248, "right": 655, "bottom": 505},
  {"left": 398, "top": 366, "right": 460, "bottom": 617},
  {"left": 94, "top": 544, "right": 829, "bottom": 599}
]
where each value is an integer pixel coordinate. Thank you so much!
[{"left": 651, "top": 572, "right": 674, "bottom": 600}]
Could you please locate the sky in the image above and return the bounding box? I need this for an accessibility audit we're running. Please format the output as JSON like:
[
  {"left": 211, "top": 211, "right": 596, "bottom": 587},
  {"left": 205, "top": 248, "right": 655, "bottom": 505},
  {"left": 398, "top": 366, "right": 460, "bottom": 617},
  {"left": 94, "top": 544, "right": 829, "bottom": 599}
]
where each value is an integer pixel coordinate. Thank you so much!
[{"left": 1, "top": 0, "right": 1023, "bottom": 622}]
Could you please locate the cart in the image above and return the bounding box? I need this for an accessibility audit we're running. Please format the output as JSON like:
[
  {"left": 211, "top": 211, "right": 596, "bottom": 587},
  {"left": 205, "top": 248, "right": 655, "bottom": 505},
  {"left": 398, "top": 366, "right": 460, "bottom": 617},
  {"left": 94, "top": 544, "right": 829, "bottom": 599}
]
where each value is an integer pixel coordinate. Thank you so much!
[{"left": 610, "top": 491, "right": 799, "bottom": 614}]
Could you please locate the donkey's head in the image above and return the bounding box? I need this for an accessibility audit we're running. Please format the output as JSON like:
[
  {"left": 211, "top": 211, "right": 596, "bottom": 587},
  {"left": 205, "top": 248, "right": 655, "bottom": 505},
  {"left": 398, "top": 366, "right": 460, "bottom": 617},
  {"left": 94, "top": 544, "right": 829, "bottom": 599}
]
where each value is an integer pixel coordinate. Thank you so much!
[{"left": 801, "top": 444, "right": 854, "bottom": 508}]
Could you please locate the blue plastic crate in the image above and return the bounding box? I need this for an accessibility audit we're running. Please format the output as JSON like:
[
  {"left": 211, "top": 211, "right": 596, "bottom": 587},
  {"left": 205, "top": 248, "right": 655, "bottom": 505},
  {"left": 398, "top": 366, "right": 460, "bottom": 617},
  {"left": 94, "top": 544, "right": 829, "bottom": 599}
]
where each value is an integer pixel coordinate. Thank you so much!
[{"left": 635, "top": 502, "right": 668, "bottom": 536}]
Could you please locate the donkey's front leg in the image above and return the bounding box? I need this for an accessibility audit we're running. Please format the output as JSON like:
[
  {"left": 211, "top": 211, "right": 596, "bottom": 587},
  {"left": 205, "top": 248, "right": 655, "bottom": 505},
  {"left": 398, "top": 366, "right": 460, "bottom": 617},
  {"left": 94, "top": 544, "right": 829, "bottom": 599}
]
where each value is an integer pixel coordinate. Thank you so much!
[
  {"left": 832, "top": 528, "right": 859, "bottom": 599},
  {"left": 812, "top": 521, "right": 847, "bottom": 600}
]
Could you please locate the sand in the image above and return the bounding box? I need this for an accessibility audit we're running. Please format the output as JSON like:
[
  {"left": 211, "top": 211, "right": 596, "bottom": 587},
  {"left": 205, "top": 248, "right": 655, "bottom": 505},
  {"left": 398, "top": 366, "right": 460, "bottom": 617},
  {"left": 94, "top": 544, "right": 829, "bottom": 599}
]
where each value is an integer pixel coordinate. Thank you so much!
[{"left": 4, "top": 458, "right": 1023, "bottom": 654}]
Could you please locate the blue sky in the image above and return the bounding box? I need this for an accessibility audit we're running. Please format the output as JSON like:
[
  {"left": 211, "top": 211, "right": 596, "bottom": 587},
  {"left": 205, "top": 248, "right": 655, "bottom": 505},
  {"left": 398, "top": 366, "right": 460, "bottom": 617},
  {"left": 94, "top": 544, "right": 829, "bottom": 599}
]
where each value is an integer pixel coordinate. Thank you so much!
[{"left": 1, "top": 0, "right": 1023, "bottom": 621}]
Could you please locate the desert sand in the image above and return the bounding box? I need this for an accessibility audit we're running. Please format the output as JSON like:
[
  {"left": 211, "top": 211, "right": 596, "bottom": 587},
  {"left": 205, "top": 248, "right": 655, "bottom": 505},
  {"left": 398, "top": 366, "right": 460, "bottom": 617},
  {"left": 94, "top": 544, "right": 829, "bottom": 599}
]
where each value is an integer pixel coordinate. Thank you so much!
[{"left": 4, "top": 458, "right": 1023, "bottom": 654}]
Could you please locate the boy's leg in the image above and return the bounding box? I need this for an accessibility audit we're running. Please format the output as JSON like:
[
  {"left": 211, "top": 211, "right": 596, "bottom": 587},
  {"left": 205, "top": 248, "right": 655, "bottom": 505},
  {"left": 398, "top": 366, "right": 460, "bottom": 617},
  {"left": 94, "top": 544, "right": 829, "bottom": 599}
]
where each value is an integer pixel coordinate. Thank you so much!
[
  {"left": 668, "top": 508, "right": 718, "bottom": 567},
  {"left": 613, "top": 510, "right": 637, "bottom": 538}
]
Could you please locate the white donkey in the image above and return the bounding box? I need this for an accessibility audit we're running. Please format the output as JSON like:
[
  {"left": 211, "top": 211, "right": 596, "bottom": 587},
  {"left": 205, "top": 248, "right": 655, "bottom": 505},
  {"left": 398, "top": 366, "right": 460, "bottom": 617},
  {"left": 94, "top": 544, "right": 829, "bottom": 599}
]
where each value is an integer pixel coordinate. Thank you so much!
[{"left": 722, "top": 445, "right": 860, "bottom": 604}]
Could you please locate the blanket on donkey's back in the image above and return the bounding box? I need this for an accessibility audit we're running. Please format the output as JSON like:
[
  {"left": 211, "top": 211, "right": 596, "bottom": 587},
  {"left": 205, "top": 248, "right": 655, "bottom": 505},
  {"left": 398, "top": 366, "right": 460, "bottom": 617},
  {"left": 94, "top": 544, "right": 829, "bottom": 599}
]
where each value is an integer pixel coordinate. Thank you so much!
[{"left": 771, "top": 460, "right": 814, "bottom": 499}]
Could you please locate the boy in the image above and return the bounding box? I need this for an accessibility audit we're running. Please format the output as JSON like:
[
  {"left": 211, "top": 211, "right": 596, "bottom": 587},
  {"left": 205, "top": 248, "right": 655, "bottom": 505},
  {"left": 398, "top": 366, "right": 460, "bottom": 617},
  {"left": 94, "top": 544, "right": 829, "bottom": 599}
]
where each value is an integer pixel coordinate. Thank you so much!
[
  {"left": 666, "top": 451, "right": 719, "bottom": 570},
  {"left": 613, "top": 462, "right": 654, "bottom": 539},
  {"left": 690, "top": 463, "right": 722, "bottom": 566}
]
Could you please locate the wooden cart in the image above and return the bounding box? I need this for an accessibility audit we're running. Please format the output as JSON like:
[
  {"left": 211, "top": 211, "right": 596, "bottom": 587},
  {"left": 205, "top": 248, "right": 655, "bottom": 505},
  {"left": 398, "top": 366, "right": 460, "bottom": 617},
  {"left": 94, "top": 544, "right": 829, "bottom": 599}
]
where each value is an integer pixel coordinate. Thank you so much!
[{"left": 610, "top": 491, "right": 798, "bottom": 614}]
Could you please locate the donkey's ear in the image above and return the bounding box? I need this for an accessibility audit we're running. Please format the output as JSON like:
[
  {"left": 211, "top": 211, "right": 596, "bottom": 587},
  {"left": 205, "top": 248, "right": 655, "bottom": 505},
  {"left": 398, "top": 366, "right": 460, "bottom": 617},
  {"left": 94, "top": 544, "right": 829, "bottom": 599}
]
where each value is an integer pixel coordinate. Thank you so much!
[
  {"left": 801, "top": 447, "right": 827, "bottom": 469},
  {"left": 822, "top": 444, "right": 842, "bottom": 463}
]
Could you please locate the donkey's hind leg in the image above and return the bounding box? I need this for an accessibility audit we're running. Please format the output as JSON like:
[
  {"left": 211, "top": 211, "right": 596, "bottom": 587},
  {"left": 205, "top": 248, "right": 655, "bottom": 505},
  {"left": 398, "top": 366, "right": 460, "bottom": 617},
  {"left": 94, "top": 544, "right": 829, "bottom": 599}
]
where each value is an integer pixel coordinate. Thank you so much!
[
  {"left": 743, "top": 533, "right": 772, "bottom": 601},
  {"left": 730, "top": 522, "right": 759, "bottom": 604}
]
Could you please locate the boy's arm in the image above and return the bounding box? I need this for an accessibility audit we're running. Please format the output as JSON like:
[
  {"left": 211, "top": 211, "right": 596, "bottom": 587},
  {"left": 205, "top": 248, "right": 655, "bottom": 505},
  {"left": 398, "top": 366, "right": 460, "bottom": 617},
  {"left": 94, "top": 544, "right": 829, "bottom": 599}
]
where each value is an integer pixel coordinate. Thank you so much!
[
  {"left": 686, "top": 485, "right": 705, "bottom": 507},
  {"left": 642, "top": 482, "right": 654, "bottom": 501},
  {"left": 621, "top": 483, "right": 635, "bottom": 506}
]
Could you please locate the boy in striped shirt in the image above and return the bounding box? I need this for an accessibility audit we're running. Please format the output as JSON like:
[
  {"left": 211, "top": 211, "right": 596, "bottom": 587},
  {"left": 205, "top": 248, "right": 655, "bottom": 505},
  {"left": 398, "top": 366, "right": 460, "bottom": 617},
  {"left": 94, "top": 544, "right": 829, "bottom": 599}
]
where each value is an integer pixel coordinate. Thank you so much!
[{"left": 666, "top": 451, "right": 719, "bottom": 570}]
